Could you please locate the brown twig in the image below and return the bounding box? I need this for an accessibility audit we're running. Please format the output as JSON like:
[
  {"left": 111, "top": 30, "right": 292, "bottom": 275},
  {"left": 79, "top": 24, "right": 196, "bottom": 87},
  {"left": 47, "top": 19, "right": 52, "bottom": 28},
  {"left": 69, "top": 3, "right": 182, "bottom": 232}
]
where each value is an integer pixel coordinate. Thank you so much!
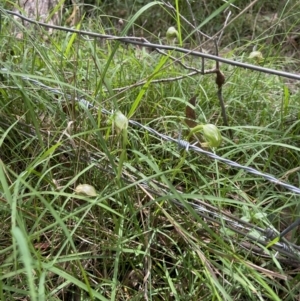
[
  {"left": 211, "top": 0, "right": 261, "bottom": 41},
  {"left": 110, "top": 71, "right": 201, "bottom": 93},
  {"left": 184, "top": 0, "right": 202, "bottom": 46},
  {"left": 214, "top": 39, "right": 233, "bottom": 138},
  {"left": 217, "top": 10, "right": 232, "bottom": 46}
]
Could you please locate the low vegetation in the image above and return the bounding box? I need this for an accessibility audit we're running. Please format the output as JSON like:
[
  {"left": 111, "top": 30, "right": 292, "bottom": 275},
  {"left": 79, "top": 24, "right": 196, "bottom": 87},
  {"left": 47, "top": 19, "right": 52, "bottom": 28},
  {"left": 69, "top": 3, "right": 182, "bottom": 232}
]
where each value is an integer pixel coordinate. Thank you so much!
[{"left": 1, "top": 1, "right": 300, "bottom": 300}]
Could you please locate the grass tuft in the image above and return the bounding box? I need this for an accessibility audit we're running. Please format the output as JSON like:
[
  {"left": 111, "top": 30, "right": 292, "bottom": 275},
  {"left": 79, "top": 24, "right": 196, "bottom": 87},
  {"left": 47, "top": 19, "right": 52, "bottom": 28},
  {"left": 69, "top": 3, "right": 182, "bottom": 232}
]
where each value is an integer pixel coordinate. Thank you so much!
[{"left": 1, "top": 1, "right": 300, "bottom": 300}]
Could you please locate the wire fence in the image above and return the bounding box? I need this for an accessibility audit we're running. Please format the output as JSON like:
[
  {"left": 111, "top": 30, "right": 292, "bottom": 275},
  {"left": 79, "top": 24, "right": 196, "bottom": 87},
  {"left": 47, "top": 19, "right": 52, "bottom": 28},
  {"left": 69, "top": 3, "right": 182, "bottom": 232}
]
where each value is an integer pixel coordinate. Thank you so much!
[
  {"left": 1, "top": 9, "right": 300, "bottom": 263},
  {"left": 2, "top": 69, "right": 300, "bottom": 196},
  {"left": 3, "top": 8, "right": 300, "bottom": 80}
]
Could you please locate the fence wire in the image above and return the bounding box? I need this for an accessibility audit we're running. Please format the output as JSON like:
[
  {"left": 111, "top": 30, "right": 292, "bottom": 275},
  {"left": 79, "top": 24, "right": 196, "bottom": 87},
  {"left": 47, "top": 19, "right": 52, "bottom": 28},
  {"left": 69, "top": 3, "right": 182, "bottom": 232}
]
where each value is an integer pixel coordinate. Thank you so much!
[
  {"left": 3, "top": 69, "right": 299, "bottom": 196},
  {"left": 3, "top": 8, "right": 300, "bottom": 81}
]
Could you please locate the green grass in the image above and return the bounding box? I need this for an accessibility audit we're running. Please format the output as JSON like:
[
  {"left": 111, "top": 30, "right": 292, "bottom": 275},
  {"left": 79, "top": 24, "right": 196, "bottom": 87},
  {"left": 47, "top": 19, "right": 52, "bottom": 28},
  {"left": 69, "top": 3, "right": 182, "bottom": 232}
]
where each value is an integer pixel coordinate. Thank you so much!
[{"left": 1, "top": 1, "right": 300, "bottom": 300}]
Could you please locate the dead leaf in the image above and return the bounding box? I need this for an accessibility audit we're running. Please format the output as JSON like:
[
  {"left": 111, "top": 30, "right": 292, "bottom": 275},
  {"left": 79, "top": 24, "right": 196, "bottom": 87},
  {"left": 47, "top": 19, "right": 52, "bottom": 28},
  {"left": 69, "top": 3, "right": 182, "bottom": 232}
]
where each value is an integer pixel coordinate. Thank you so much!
[
  {"left": 185, "top": 95, "right": 198, "bottom": 128},
  {"left": 215, "top": 70, "right": 225, "bottom": 88}
]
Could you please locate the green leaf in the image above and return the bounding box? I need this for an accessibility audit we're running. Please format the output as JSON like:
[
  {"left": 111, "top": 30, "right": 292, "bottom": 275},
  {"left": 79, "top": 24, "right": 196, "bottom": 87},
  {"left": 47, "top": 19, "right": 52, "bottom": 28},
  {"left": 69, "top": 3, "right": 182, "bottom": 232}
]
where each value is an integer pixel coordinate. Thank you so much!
[
  {"left": 12, "top": 227, "right": 37, "bottom": 301},
  {"left": 266, "top": 236, "right": 280, "bottom": 249}
]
